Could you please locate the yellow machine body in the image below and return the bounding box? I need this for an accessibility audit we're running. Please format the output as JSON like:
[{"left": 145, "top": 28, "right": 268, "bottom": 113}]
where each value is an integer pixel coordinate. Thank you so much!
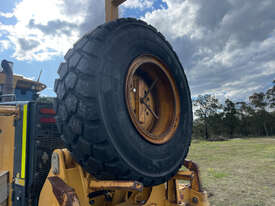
[
  {"left": 39, "top": 149, "right": 209, "bottom": 206},
  {"left": 0, "top": 112, "right": 16, "bottom": 178},
  {"left": 0, "top": 107, "right": 17, "bottom": 206},
  {"left": 0, "top": 72, "right": 46, "bottom": 93},
  {"left": 0, "top": 105, "right": 25, "bottom": 206}
]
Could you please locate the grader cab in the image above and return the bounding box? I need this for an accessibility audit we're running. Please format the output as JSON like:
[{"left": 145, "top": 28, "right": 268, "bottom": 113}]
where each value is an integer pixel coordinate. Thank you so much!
[{"left": 0, "top": 1, "right": 209, "bottom": 206}]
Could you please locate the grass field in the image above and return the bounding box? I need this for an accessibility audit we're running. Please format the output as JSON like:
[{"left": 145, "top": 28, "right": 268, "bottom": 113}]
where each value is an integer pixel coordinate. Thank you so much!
[{"left": 186, "top": 137, "right": 275, "bottom": 206}]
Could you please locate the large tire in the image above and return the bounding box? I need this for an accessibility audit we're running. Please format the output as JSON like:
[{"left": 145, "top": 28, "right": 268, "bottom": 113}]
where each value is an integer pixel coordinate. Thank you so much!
[{"left": 54, "top": 18, "right": 192, "bottom": 187}]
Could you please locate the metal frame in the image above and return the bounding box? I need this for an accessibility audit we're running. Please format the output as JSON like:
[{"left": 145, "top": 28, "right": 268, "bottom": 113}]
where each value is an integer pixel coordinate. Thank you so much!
[
  {"left": 0, "top": 171, "right": 9, "bottom": 206},
  {"left": 1, "top": 102, "right": 64, "bottom": 206},
  {"left": 39, "top": 149, "right": 209, "bottom": 206},
  {"left": 0, "top": 105, "right": 19, "bottom": 116},
  {"left": 105, "top": 0, "right": 127, "bottom": 22}
]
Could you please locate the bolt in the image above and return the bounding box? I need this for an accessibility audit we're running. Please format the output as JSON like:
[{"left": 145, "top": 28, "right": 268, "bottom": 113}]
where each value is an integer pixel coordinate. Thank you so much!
[
  {"left": 53, "top": 168, "right": 58, "bottom": 175},
  {"left": 137, "top": 200, "right": 146, "bottom": 204},
  {"left": 192, "top": 197, "right": 198, "bottom": 204}
]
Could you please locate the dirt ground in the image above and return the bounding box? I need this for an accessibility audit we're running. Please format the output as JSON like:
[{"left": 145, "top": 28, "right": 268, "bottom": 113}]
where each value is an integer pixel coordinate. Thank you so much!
[{"left": 186, "top": 137, "right": 275, "bottom": 206}]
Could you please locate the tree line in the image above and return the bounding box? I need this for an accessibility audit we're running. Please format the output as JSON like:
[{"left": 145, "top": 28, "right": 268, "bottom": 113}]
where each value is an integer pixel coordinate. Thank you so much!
[{"left": 192, "top": 80, "right": 275, "bottom": 140}]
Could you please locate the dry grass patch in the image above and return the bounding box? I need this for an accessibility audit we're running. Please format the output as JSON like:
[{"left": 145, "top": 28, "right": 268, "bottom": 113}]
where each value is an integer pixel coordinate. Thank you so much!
[{"left": 186, "top": 137, "right": 275, "bottom": 206}]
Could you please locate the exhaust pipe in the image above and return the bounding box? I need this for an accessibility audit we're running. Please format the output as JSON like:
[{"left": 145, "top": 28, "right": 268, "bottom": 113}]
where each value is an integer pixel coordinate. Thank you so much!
[{"left": 1, "top": 59, "right": 14, "bottom": 102}]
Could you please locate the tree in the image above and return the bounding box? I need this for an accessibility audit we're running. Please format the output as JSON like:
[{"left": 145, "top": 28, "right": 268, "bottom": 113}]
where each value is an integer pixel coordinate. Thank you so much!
[
  {"left": 223, "top": 99, "right": 238, "bottom": 138},
  {"left": 192, "top": 119, "right": 205, "bottom": 139},
  {"left": 236, "top": 101, "right": 255, "bottom": 136},
  {"left": 266, "top": 80, "right": 275, "bottom": 109},
  {"left": 192, "top": 79, "right": 275, "bottom": 139},
  {"left": 193, "top": 94, "right": 221, "bottom": 139},
  {"left": 249, "top": 92, "right": 269, "bottom": 136},
  {"left": 249, "top": 92, "right": 268, "bottom": 109}
]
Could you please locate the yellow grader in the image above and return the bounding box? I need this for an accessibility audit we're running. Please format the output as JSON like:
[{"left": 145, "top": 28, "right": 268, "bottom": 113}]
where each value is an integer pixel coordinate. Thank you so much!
[{"left": 0, "top": 1, "right": 209, "bottom": 206}]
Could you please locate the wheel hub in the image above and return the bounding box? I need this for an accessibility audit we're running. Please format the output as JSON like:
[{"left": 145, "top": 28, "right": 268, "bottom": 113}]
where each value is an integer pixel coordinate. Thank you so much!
[{"left": 125, "top": 55, "right": 181, "bottom": 144}]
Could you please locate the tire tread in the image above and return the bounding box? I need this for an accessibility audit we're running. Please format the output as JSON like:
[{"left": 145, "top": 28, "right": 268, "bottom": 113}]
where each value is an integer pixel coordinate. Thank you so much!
[{"left": 55, "top": 18, "right": 192, "bottom": 187}]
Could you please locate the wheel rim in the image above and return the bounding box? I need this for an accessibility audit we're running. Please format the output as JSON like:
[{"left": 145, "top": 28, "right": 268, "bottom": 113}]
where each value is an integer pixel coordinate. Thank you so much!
[{"left": 125, "top": 55, "right": 181, "bottom": 144}]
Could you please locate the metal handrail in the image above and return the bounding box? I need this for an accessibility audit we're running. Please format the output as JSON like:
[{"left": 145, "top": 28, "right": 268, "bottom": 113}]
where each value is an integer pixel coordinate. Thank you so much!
[
  {"left": 0, "top": 94, "right": 16, "bottom": 97},
  {"left": 0, "top": 94, "right": 16, "bottom": 101}
]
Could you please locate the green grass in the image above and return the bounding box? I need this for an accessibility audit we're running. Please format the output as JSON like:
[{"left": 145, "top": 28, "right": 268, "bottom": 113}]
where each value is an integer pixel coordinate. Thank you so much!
[
  {"left": 207, "top": 168, "right": 229, "bottom": 179},
  {"left": 186, "top": 137, "right": 275, "bottom": 206}
]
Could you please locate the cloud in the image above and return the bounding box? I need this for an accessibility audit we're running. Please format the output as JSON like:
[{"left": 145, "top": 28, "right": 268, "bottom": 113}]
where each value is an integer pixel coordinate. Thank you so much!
[
  {"left": 76, "top": 0, "right": 105, "bottom": 35},
  {"left": 17, "top": 38, "right": 39, "bottom": 51},
  {"left": 28, "top": 19, "right": 78, "bottom": 36},
  {"left": 0, "top": 12, "right": 14, "bottom": 18},
  {"left": 194, "top": 0, "right": 232, "bottom": 31},
  {"left": 0, "top": 40, "right": 10, "bottom": 52},
  {"left": 123, "top": 0, "right": 154, "bottom": 10},
  {"left": 142, "top": 0, "right": 275, "bottom": 101},
  {"left": 0, "top": 0, "right": 103, "bottom": 61}
]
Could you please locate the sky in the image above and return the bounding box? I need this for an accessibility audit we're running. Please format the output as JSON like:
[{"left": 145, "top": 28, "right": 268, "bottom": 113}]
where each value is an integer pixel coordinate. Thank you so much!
[{"left": 0, "top": 0, "right": 274, "bottom": 102}]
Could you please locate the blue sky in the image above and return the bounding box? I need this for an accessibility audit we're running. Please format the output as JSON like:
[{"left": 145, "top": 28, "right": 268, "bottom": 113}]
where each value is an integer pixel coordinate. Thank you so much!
[{"left": 0, "top": 0, "right": 274, "bottom": 101}]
